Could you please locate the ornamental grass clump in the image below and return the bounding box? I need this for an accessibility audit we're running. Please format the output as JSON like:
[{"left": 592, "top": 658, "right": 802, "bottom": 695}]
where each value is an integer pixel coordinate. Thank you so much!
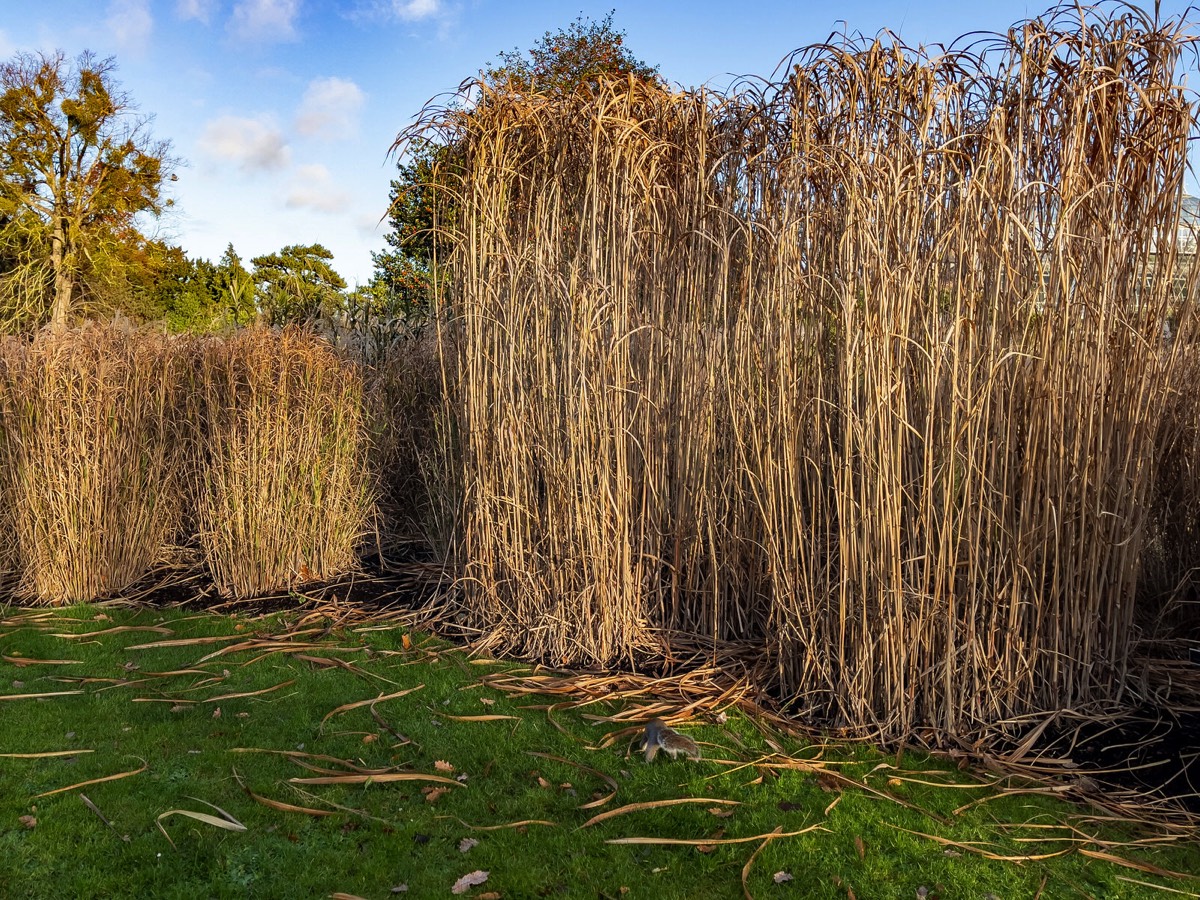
[
  {"left": 406, "top": 4, "right": 1200, "bottom": 738},
  {"left": 192, "top": 327, "right": 372, "bottom": 598},
  {"left": 0, "top": 325, "right": 187, "bottom": 604}
]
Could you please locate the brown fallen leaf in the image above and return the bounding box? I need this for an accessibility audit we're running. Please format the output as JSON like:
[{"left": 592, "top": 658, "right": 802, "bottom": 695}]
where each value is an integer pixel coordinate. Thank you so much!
[
  {"left": 451, "top": 870, "right": 489, "bottom": 894},
  {"left": 212, "top": 707, "right": 222, "bottom": 719},
  {"left": 708, "top": 807, "right": 736, "bottom": 818},
  {"left": 815, "top": 772, "right": 840, "bottom": 793},
  {"left": 536, "top": 776, "right": 551, "bottom": 789},
  {"left": 477, "top": 894, "right": 501, "bottom": 900},
  {"left": 855, "top": 835, "right": 865, "bottom": 859},
  {"left": 19, "top": 815, "right": 36, "bottom": 829},
  {"left": 424, "top": 786, "right": 449, "bottom": 804},
  {"left": 435, "top": 760, "right": 455, "bottom": 772},
  {"left": 774, "top": 871, "right": 793, "bottom": 883},
  {"left": 458, "top": 837, "right": 479, "bottom": 852}
]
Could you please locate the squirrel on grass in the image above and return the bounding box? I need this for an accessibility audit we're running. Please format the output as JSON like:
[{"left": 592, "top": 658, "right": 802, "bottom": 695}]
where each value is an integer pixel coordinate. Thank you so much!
[{"left": 642, "top": 718, "right": 701, "bottom": 762}]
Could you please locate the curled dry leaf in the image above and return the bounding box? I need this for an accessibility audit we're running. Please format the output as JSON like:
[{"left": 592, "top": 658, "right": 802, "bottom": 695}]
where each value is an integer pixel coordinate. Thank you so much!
[
  {"left": 19, "top": 815, "right": 36, "bottom": 829},
  {"left": 451, "top": 870, "right": 489, "bottom": 894},
  {"left": 773, "top": 872, "right": 793, "bottom": 884},
  {"left": 708, "top": 807, "right": 735, "bottom": 818},
  {"left": 855, "top": 835, "right": 865, "bottom": 859},
  {"left": 435, "top": 760, "right": 454, "bottom": 772},
  {"left": 458, "top": 837, "right": 479, "bottom": 853},
  {"left": 424, "top": 786, "right": 449, "bottom": 804},
  {"left": 477, "top": 894, "right": 501, "bottom": 900},
  {"left": 212, "top": 707, "right": 221, "bottom": 719}
]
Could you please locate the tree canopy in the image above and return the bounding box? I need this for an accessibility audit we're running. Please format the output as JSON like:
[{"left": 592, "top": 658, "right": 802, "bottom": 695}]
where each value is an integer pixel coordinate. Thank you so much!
[
  {"left": 0, "top": 51, "right": 173, "bottom": 330},
  {"left": 484, "top": 12, "right": 661, "bottom": 95},
  {"left": 252, "top": 243, "right": 347, "bottom": 327},
  {"left": 374, "top": 13, "right": 661, "bottom": 326}
]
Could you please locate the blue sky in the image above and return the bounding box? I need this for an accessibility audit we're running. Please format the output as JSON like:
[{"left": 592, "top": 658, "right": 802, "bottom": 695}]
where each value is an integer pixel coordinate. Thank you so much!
[{"left": 0, "top": 1, "right": 1193, "bottom": 285}]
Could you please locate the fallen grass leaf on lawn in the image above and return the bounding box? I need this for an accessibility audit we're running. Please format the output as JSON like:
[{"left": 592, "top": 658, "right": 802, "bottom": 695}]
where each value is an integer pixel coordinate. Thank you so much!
[
  {"left": 438, "top": 713, "right": 521, "bottom": 722},
  {"left": 289, "top": 773, "right": 464, "bottom": 787},
  {"left": 435, "top": 816, "right": 557, "bottom": 831},
  {"left": 34, "top": 763, "right": 147, "bottom": 798},
  {"left": 581, "top": 797, "right": 740, "bottom": 829},
  {"left": 156, "top": 798, "right": 247, "bottom": 849},
  {"left": 608, "top": 823, "right": 827, "bottom": 846},
  {"left": 203, "top": 680, "right": 296, "bottom": 702},
  {"left": 80, "top": 793, "right": 129, "bottom": 842},
  {"left": 124, "top": 634, "right": 245, "bottom": 650},
  {"left": 2, "top": 656, "right": 82, "bottom": 666},
  {"left": 740, "top": 826, "right": 784, "bottom": 900},
  {"left": 0, "top": 690, "right": 83, "bottom": 701},
  {"left": 1079, "top": 848, "right": 1200, "bottom": 880},
  {"left": 233, "top": 769, "right": 335, "bottom": 817},
  {"left": 49, "top": 625, "right": 172, "bottom": 638},
  {"left": 0, "top": 750, "right": 93, "bottom": 758},
  {"left": 320, "top": 685, "right": 424, "bottom": 728}
]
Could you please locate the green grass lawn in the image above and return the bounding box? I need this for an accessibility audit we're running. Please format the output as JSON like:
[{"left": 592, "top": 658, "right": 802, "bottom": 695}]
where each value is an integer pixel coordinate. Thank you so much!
[{"left": 0, "top": 603, "right": 1197, "bottom": 900}]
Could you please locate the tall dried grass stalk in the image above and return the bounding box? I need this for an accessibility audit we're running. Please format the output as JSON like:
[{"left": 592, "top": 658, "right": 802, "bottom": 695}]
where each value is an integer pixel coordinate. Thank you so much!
[
  {"left": 192, "top": 328, "right": 372, "bottom": 598},
  {"left": 0, "top": 325, "right": 186, "bottom": 604},
  {"left": 404, "top": 5, "right": 1200, "bottom": 737}
]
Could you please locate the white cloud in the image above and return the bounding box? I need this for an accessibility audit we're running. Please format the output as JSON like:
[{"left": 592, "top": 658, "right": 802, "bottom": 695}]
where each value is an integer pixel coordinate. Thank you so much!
[
  {"left": 228, "top": 0, "right": 299, "bottom": 42},
  {"left": 286, "top": 164, "right": 352, "bottom": 214},
  {"left": 348, "top": 0, "right": 446, "bottom": 25},
  {"left": 176, "top": 0, "right": 219, "bottom": 24},
  {"left": 106, "top": 0, "right": 154, "bottom": 52},
  {"left": 392, "top": 0, "right": 440, "bottom": 20},
  {"left": 294, "top": 77, "right": 365, "bottom": 140},
  {"left": 198, "top": 115, "right": 291, "bottom": 171}
]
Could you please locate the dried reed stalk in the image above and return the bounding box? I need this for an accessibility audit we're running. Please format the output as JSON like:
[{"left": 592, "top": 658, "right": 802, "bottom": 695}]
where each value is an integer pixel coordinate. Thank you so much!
[
  {"left": 191, "top": 327, "right": 372, "bottom": 599},
  {"left": 0, "top": 325, "right": 186, "bottom": 604},
  {"left": 401, "top": 6, "right": 1200, "bottom": 737}
]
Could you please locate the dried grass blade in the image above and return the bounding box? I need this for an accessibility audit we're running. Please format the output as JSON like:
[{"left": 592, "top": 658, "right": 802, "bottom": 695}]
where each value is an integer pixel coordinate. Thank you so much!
[
  {"left": 581, "top": 798, "right": 740, "bottom": 829},
  {"left": 3, "top": 656, "right": 82, "bottom": 666},
  {"left": 34, "top": 764, "right": 147, "bottom": 797},
  {"left": 320, "top": 684, "right": 424, "bottom": 726},
  {"left": 607, "top": 824, "right": 826, "bottom": 846},
  {"left": 204, "top": 680, "right": 295, "bottom": 703},
  {"left": 0, "top": 750, "right": 93, "bottom": 758},
  {"left": 288, "top": 773, "right": 463, "bottom": 787},
  {"left": 79, "top": 793, "right": 128, "bottom": 841},
  {"left": 1080, "top": 848, "right": 1199, "bottom": 880}
]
